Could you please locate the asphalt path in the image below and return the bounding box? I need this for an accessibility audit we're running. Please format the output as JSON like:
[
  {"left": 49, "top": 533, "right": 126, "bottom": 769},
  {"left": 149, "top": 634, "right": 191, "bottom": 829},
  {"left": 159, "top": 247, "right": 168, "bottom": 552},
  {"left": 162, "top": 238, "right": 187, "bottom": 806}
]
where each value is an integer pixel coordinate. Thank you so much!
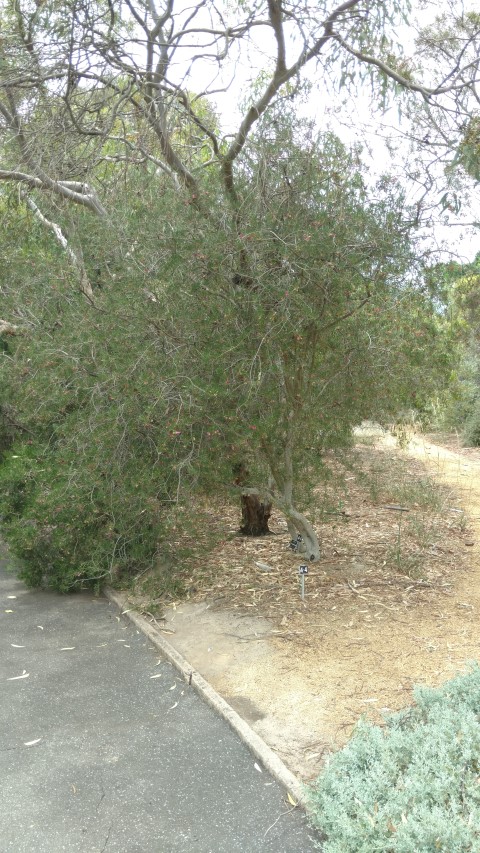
[{"left": 0, "top": 554, "right": 320, "bottom": 852}]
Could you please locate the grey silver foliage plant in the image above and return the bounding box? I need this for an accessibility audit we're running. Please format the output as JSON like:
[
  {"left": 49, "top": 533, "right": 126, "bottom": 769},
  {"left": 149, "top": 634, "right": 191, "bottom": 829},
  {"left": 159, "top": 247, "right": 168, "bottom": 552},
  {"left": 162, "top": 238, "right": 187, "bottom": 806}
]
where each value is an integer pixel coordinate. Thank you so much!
[{"left": 309, "top": 666, "right": 480, "bottom": 852}]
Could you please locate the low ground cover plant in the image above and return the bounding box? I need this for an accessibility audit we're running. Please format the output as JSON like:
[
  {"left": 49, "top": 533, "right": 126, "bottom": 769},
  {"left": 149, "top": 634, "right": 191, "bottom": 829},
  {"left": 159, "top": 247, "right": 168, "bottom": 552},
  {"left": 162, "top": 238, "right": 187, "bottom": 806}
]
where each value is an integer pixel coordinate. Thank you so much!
[{"left": 309, "top": 666, "right": 480, "bottom": 852}]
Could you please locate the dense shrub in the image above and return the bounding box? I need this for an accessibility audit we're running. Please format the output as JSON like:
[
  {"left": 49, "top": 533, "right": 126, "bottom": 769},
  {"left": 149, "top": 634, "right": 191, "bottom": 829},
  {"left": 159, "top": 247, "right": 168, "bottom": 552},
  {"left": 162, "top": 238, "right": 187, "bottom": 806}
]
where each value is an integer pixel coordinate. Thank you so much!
[
  {"left": 309, "top": 667, "right": 480, "bottom": 852},
  {"left": 0, "top": 440, "right": 169, "bottom": 591},
  {"left": 0, "top": 145, "right": 456, "bottom": 592}
]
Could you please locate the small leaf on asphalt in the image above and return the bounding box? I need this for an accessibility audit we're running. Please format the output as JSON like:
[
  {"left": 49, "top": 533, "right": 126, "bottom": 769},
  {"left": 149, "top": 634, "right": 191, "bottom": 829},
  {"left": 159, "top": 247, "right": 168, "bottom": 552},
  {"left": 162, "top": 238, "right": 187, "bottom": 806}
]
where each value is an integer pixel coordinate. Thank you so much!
[
  {"left": 169, "top": 684, "right": 176, "bottom": 690},
  {"left": 287, "top": 792, "right": 298, "bottom": 807},
  {"left": 8, "top": 671, "right": 29, "bottom": 681},
  {"left": 254, "top": 762, "right": 262, "bottom": 773},
  {"left": 24, "top": 738, "right": 42, "bottom": 747}
]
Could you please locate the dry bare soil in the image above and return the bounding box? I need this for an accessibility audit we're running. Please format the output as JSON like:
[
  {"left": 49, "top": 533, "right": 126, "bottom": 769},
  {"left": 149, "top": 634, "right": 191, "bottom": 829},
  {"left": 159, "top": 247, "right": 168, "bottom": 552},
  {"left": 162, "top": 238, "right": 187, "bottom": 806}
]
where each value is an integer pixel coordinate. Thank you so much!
[{"left": 130, "top": 431, "right": 480, "bottom": 782}]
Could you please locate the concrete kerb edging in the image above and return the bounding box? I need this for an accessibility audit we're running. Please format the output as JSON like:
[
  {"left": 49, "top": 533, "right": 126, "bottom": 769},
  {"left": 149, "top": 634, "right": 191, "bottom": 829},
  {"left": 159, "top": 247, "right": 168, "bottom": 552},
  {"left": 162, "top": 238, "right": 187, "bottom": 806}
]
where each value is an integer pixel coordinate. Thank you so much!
[{"left": 104, "top": 587, "right": 307, "bottom": 809}]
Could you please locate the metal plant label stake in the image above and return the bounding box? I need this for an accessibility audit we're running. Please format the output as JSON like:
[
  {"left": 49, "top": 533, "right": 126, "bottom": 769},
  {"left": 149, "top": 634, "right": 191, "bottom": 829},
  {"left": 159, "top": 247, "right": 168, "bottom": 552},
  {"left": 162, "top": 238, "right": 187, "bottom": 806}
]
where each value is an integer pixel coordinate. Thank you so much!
[{"left": 299, "top": 564, "right": 308, "bottom": 600}]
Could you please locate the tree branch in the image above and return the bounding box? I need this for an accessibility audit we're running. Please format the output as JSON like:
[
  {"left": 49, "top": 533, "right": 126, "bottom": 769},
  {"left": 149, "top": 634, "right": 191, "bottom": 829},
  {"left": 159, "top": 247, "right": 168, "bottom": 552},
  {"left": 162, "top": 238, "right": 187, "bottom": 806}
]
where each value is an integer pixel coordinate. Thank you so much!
[
  {"left": 333, "top": 33, "right": 480, "bottom": 98},
  {"left": 0, "top": 169, "right": 107, "bottom": 215},
  {"left": 24, "top": 195, "right": 95, "bottom": 302},
  {"left": 221, "top": 0, "right": 363, "bottom": 201}
]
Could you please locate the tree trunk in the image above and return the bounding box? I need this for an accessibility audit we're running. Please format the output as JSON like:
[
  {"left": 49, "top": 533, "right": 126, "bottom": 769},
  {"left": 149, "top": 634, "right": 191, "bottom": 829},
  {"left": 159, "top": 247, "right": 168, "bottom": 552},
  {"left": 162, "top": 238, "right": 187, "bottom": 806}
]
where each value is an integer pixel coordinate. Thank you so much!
[
  {"left": 239, "top": 492, "right": 272, "bottom": 536},
  {"left": 277, "top": 437, "right": 322, "bottom": 561},
  {"left": 283, "top": 507, "right": 321, "bottom": 561},
  {"left": 234, "top": 461, "right": 273, "bottom": 536}
]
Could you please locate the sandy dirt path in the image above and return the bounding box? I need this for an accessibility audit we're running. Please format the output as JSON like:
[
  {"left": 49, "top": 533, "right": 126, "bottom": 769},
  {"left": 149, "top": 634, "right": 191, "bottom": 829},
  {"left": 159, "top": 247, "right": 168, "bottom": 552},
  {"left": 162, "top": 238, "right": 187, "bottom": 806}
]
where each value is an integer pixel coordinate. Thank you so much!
[{"left": 158, "top": 436, "right": 480, "bottom": 781}]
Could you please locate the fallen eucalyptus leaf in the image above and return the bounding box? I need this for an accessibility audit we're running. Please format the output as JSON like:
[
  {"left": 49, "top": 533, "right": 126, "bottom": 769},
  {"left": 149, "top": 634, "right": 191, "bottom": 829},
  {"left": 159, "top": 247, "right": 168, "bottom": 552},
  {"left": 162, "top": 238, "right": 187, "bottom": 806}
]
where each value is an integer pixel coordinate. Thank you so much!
[
  {"left": 8, "top": 671, "right": 29, "bottom": 681},
  {"left": 254, "top": 561, "right": 274, "bottom": 572}
]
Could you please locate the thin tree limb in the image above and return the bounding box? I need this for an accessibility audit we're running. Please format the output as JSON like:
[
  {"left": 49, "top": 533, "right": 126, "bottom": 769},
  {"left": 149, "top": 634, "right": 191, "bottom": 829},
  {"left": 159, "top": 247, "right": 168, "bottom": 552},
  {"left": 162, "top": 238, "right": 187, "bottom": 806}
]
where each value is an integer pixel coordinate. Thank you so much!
[
  {"left": 24, "top": 194, "right": 95, "bottom": 302},
  {"left": 0, "top": 169, "right": 107, "bottom": 215}
]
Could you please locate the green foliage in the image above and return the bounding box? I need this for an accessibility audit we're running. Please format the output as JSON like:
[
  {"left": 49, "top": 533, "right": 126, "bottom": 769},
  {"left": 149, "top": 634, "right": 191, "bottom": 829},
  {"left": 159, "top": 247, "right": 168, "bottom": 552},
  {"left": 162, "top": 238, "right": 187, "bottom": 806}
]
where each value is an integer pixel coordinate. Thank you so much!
[
  {"left": 0, "top": 201, "right": 187, "bottom": 590},
  {"left": 0, "top": 431, "right": 170, "bottom": 591},
  {"left": 463, "top": 399, "right": 480, "bottom": 447},
  {"left": 178, "top": 125, "right": 452, "bottom": 499},
  {"left": 0, "top": 0, "right": 478, "bottom": 587},
  {"left": 0, "top": 124, "right": 456, "bottom": 589},
  {"left": 309, "top": 666, "right": 480, "bottom": 852},
  {"left": 456, "top": 114, "right": 480, "bottom": 182},
  {"left": 424, "top": 255, "right": 480, "bottom": 438}
]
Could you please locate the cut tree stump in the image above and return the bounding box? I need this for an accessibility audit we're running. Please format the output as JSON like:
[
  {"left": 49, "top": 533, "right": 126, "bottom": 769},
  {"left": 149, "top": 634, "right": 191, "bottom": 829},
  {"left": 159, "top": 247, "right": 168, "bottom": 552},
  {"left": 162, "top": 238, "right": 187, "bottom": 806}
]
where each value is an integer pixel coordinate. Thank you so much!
[{"left": 240, "top": 492, "right": 272, "bottom": 536}]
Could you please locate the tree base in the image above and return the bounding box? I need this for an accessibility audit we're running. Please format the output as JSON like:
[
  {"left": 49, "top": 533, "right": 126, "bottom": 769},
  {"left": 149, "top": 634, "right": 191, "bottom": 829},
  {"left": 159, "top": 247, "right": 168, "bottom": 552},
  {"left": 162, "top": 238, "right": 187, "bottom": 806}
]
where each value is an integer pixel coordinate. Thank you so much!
[{"left": 239, "top": 492, "right": 272, "bottom": 536}]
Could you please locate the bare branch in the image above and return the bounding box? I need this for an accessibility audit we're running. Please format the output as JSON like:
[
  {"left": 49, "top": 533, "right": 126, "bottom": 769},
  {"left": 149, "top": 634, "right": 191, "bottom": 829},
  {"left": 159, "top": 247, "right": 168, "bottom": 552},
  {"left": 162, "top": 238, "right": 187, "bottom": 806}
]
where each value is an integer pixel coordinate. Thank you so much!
[
  {"left": 319, "top": 296, "right": 371, "bottom": 334},
  {"left": 267, "top": 0, "right": 287, "bottom": 76},
  {"left": 108, "top": 135, "right": 181, "bottom": 187},
  {"left": 0, "top": 169, "right": 107, "bottom": 215},
  {"left": 24, "top": 194, "right": 95, "bottom": 302}
]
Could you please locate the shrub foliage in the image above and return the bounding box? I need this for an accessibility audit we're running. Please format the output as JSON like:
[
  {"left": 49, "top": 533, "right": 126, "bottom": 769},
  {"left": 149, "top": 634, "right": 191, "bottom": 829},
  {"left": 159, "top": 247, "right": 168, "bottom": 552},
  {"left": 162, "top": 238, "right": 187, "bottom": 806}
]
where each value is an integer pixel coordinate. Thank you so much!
[{"left": 0, "top": 131, "right": 454, "bottom": 590}]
